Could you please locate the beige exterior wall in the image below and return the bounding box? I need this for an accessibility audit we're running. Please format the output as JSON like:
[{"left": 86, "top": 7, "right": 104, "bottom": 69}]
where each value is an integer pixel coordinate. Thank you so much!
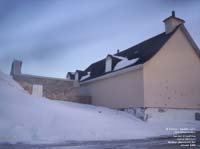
[
  {"left": 143, "top": 28, "right": 200, "bottom": 109},
  {"left": 80, "top": 67, "right": 144, "bottom": 108}
]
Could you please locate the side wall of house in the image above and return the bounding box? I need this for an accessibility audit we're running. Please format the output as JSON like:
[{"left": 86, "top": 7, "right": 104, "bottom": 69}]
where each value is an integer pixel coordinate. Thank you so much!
[
  {"left": 143, "top": 28, "right": 200, "bottom": 109},
  {"left": 80, "top": 67, "right": 144, "bottom": 108}
]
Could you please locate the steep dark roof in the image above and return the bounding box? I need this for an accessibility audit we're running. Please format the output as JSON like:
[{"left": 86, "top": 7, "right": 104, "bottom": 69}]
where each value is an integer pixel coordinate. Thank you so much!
[
  {"left": 80, "top": 26, "right": 180, "bottom": 82},
  {"left": 76, "top": 70, "right": 87, "bottom": 80},
  {"left": 107, "top": 55, "right": 122, "bottom": 70}
]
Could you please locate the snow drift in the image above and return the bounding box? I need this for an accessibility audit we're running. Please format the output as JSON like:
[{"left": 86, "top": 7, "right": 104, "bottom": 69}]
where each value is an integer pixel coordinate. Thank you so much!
[{"left": 0, "top": 70, "right": 199, "bottom": 144}]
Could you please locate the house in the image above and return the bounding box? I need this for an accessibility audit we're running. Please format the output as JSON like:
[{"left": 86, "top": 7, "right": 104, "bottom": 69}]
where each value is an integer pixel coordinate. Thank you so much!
[
  {"left": 67, "top": 11, "right": 200, "bottom": 110},
  {"left": 10, "top": 11, "right": 200, "bottom": 120}
]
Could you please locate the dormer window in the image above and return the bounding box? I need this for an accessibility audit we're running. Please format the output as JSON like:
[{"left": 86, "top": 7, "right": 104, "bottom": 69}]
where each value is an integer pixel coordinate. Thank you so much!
[
  {"left": 66, "top": 72, "right": 75, "bottom": 80},
  {"left": 75, "top": 72, "right": 79, "bottom": 80},
  {"left": 66, "top": 74, "right": 71, "bottom": 80},
  {"left": 105, "top": 55, "right": 112, "bottom": 72}
]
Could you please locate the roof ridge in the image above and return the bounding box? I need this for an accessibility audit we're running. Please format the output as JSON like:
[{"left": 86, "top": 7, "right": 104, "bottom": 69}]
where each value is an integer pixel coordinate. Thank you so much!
[
  {"left": 85, "top": 32, "right": 166, "bottom": 71},
  {"left": 81, "top": 25, "right": 181, "bottom": 81}
]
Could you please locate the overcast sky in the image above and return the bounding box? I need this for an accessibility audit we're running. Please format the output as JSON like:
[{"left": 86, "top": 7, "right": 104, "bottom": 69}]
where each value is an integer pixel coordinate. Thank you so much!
[{"left": 0, "top": 0, "right": 199, "bottom": 78}]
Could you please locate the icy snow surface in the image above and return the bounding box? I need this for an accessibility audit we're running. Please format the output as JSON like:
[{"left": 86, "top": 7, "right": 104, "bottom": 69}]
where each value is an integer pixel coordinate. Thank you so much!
[{"left": 0, "top": 70, "right": 199, "bottom": 144}]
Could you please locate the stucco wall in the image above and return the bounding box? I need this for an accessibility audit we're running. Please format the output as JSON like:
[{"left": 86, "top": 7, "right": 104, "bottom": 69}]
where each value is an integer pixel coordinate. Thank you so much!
[
  {"left": 80, "top": 67, "right": 144, "bottom": 108},
  {"left": 143, "top": 28, "right": 200, "bottom": 109},
  {"left": 13, "top": 74, "right": 86, "bottom": 103}
]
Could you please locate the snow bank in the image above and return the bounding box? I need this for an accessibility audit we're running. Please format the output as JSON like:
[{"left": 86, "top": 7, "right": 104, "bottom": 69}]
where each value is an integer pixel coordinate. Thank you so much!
[
  {"left": 0, "top": 70, "right": 199, "bottom": 144},
  {"left": 0, "top": 70, "right": 23, "bottom": 91},
  {"left": 114, "top": 58, "right": 139, "bottom": 70},
  {"left": 0, "top": 70, "right": 151, "bottom": 144}
]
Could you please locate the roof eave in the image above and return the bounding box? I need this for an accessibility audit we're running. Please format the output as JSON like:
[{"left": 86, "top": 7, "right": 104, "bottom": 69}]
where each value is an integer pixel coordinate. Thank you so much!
[{"left": 80, "top": 64, "right": 143, "bottom": 84}]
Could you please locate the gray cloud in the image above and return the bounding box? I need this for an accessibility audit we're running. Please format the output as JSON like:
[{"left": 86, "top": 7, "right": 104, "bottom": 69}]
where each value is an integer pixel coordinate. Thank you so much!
[{"left": 0, "top": 0, "right": 199, "bottom": 77}]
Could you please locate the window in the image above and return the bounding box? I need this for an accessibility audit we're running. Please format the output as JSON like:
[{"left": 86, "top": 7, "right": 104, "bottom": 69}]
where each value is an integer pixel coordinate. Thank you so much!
[
  {"left": 75, "top": 72, "right": 79, "bottom": 80},
  {"left": 105, "top": 56, "right": 112, "bottom": 72}
]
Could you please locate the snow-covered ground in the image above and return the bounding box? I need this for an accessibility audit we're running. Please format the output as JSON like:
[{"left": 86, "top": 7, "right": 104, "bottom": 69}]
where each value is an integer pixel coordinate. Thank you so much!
[{"left": 0, "top": 70, "right": 199, "bottom": 144}]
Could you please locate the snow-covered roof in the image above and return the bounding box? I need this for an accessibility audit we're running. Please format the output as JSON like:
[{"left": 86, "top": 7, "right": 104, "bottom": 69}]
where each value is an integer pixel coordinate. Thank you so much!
[
  {"left": 80, "top": 72, "right": 91, "bottom": 81},
  {"left": 69, "top": 25, "right": 180, "bottom": 82},
  {"left": 114, "top": 58, "right": 139, "bottom": 71}
]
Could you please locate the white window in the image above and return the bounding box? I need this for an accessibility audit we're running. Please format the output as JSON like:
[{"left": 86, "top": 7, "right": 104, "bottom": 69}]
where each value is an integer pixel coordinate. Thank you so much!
[
  {"left": 105, "top": 56, "right": 112, "bottom": 72},
  {"left": 75, "top": 72, "right": 79, "bottom": 81},
  {"left": 32, "top": 84, "right": 43, "bottom": 97}
]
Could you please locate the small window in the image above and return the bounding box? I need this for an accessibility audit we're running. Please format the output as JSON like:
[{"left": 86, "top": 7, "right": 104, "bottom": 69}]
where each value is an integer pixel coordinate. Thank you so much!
[
  {"left": 105, "top": 56, "right": 112, "bottom": 72},
  {"left": 75, "top": 72, "right": 79, "bottom": 80}
]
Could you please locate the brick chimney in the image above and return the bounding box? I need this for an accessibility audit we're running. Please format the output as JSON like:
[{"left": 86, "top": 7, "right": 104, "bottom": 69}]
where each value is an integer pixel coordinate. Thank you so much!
[
  {"left": 163, "top": 11, "right": 185, "bottom": 34},
  {"left": 10, "top": 60, "right": 22, "bottom": 76}
]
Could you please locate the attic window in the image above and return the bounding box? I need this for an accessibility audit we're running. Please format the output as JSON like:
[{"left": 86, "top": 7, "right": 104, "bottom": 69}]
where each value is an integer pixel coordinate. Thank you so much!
[
  {"left": 105, "top": 56, "right": 112, "bottom": 72},
  {"left": 75, "top": 72, "right": 79, "bottom": 80},
  {"left": 66, "top": 72, "right": 75, "bottom": 80}
]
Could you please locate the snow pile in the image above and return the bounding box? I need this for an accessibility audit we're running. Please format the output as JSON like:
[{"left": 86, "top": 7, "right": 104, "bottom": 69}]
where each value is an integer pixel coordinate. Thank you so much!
[
  {"left": 114, "top": 58, "right": 139, "bottom": 70},
  {"left": 0, "top": 70, "right": 199, "bottom": 144},
  {"left": 0, "top": 70, "right": 24, "bottom": 92},
  {"left": 145, "top": 108, "right": 200, "bottom": 137},
  {"left": 0, "top": 70, "right": 151, "bottom": 144}
]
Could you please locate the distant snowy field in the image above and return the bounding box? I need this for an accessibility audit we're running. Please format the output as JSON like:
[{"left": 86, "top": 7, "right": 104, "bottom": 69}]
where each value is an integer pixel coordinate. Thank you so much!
[{"left": 0, "top": 70, "right": 199, "bottom": 144}]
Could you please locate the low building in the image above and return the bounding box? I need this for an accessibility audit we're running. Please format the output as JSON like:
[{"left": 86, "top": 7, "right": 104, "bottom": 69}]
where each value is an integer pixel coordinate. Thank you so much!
[{"left": 67, "top": 11, "right": 200, "bottom": 110}]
